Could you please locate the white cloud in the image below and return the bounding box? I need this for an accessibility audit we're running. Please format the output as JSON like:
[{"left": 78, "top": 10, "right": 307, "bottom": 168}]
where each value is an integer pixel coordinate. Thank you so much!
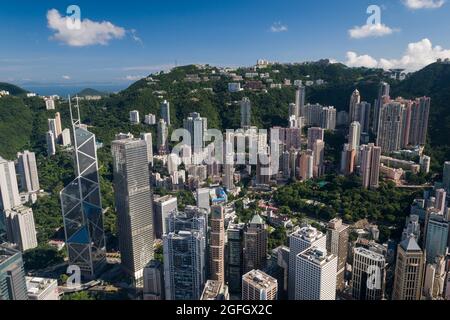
[
  {"left": 47, "top": 9, "right": 126, "bottom": 47},
  {"left": 345, "top": 38, "right": 450, "bottom": 71},
  {"left": 270, "top": 22, "right": 288, "bottom": 33},
  {"left": 349, "top": 23, "right": 398, "bottom": 39},
  {"left": 402, "top": 0, "right": 445, "bottom": 9},
  {"left": 129, "top": 29, "right": 143, "bottom": 45},
  {"left": 62, "top": 75, "right": 71, "bottom": 80}
]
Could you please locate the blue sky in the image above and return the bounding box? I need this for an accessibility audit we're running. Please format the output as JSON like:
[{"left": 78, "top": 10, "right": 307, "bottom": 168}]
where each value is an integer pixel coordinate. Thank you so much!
[{"left": 1, "top": 0, "right": 450, "bottom": 90}]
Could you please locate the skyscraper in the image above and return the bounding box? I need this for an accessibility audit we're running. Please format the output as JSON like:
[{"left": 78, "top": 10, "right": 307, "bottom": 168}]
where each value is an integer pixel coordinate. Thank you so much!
[
  {"left": 183, "top": 112, "right": 207, "bottom": 155},
  {"left": 360, "top": 143, "right": 381, "bottom": 189},
  {"left": 243, "top": 215, "right": 268, "bottom": 273},
  {"left": 351, "top": 247, "right": 386, "bottom": 300},
  {"left": 295, "top": 247, "right": 337, "bottom": 300},
  {"left": 157, "top": 119, "right": 168, "bottom": 155},
  {"left": 320, "top": 106, "right": 337, "bottom": 130},
  {"left": 227, "top": 223, "right": 245, "bottom": 294},
  {"left": 210, "top": 205, "right": 225, "bottom": 284},
  {"left": 295, "top": 85, "right": 306, "bottom": 119},
  {"left": 48, "top": 119, "right": 58, "bottom": 142},
  {"left": 16, "top": 151, "right": 40, "bottom": 193},
  {"left": 60, "top": 100, "right": 106, "bottom": 279},
  {"left": 160, "top": 100, "right": 171, "bottom": 126},
  {"left": 349, "top": 89, "right": 361, "bottom": 123},
  {"left": 326, "top": 218, "right": 349, "bottom": 291},
  {"left": 288, "top": 225, "right": 326, "bottom": 299},
  {"left": 312, "top": 139, "right": 325, "bottom": 178},
  {"left": 163, "top": 207, "right": 207, "bottom": 300},
  {"left": 357, "top": 102, "right": 371, "bottom": 135},
  {"left": 349, "top": 122, "right": 361, "bottom": 151},
  {"left": 112, "top": 138, "right": 154, "bottom": 288},
  {"left": 240, "top": 97, "right": 251, "bottom": 128},
  {"left": 0, "top": 244, "right": 28, "bottom": 300},
  {"left": 443, "top": 161, "right": 450, "bottom": 192},
  {"left": 5, "top": 206, "right": 38, "bottom": 252},
  {"left": 242, "top": 269, "right": 277, "bottom": 300},
  {"left": 143, "top": 260, "right": 165, "bottom": 300},
  {"left": 425, "top": 212, "right": 449, "bottom": 263},
  {"left": 408, "top": 97, "right": 430, "bottom": 146},
  {"left": 373, "top": 82, "right": 390, "bottom": 134},
  {"left": 392, "top": 237, "right": 424, "bottom": 300},
  {"left": 140, "top": 133, "right": 153, "bottom": 166},
  {"left": 46, "top": 131, "right": 56, "bottom": 157},
  {"left": 153, "top": 195, "right": 177, "bottom": 239},
  {"left": 377, "top": 102, "right": 405, "bottom": 153},
  {"left": 307, "top": 127, "right": 324, "bottom": 150},
  {"left": 54, "top": 112, "right": 63, "bottom": 138},
  {"left": 0, "top": 157, "right": 21, "bottom": 212}
]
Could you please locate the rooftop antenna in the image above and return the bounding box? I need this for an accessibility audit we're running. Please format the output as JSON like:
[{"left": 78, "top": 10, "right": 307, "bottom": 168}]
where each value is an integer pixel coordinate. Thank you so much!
[{"left": 68, "top": 94, "right": 81, "bottom": 128}]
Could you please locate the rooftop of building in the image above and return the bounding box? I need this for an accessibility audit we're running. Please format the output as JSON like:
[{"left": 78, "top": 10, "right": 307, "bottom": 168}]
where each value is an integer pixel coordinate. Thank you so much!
[
  {"left": 0, "top": 244, "right": 21, "bottom": 264},
  {"left": 201, "top": 280, "right": 225, "bottom": 300},
  {"left": 291, "top": 225, "right": 324, "bottom": 242},
  {"left": 243, "top": 270, "right": 277, "bottom": 289},
  {"left": 26, "top": 277, "right": 58, "bottom": 296},
  {"left": 354, "top": 246, "right": 385, "bottom": 261},
  {"left": 400, "top": 236, "right": 422, "bottom": 252},
  {"left": 299, "top": 247, "right": 335, "bottom": 265},
  {"left": 153, "top": 194, "right": 177, "bottom": 203}
]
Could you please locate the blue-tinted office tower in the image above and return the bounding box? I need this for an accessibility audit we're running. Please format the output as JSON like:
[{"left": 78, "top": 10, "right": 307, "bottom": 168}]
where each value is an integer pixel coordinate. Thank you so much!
[
  {"left": 0, "top": 244, "right": 28, "bottom": 300},
  {"left": 425, "top": 212, "right": 449, "bottom": 263},
  {"left": 60, "top": 98, "right": 106, "bottom": 279}
]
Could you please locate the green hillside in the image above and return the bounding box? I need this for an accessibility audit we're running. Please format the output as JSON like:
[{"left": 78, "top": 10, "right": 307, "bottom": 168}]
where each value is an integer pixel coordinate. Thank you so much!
[{"left": 0, "top": 82, "right": 28, "bottom": 96}]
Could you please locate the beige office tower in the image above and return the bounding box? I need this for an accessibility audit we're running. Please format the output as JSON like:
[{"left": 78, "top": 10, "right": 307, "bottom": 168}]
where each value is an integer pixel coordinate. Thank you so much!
[
  {"left": 392, "top": 237, "right": 424, "bottom": 300},
  {"left": 360, "top": 143, "right": 381, "bottom": 189},
  {"left": 242, "top": 269, "right": 278, "bottom": 300},
  {"left": 210, "top": 205, "right": 225, "bottom": 284},
  {"left": 326, "top": 218, "right": 349, "bottom": 291},
  {"left": 299, "top": 150, "right": 314, "bottom": 180},
  {"left": 243, "top": 215, "right": 268, "bottom": 273},
  {"left": 423, "top": 256, "right": 447, "bottom": 299},
  {"left": 351, "top": 247, "right": 386, "bottom": 300}
]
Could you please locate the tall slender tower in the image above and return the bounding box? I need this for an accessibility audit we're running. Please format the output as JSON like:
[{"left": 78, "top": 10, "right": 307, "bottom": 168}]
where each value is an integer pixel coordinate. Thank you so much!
[
  {"left": 60, "top": 97, "right": 106, "bottom": 279},
  {"left": 160, "top": 100, "right": 171, "bottom": 126},
  {"left": 392, "top": 237, "right": 424, "bottom": 300},
  {"left": 240, "top": 97, "right": 252, "bottom": 129},
  {"left": 210, "top": 205, "right": 225, "bottom": 284},
  {"left": 112, "top": 138, "right": 154, "bottom": 288},
  {"left": 326, "top": 218, "right": 349, "bottom": 291},
  {"left": 243, "top": 215, "right": 268, "bottom": 273},
  {"left": 377, "top": 102, "right": 405, "bottom": 153},
  {"left": 349, "top": 89, "right": 361, "bottom": 123},
  {"left": 360, "top": 143, "right": 381, "bottom": 189},
  {"left": 16, "top": 151, "right": 40, "bottom": 193},
  {"left": 295, "top": 85, "right": 306, "bottom": 118},
  {"left": 373, "top": 82, "right": 390, "bottom": 134}
]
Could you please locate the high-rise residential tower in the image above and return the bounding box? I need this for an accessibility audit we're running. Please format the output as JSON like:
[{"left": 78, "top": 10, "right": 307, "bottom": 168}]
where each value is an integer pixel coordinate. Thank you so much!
[
  {"left": 360, "top": 143, "right": 381, "bottom": 189},
  {"left": 16, "top": 151, "right": 40, "bottom": 193},
  {"left": 349, "top": 89, "right": 361, "bottom": 123},
  {"left": 183, "top": 112, "right": 207, "bottom": 155},
  {"left": 377, "top": 102, "right": 405, "bottom": 153}
]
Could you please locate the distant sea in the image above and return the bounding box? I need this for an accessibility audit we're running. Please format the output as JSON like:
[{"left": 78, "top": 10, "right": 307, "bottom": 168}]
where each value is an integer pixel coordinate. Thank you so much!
[{"left": 21, "top": 83, "right": 130, "bottom": 97}]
